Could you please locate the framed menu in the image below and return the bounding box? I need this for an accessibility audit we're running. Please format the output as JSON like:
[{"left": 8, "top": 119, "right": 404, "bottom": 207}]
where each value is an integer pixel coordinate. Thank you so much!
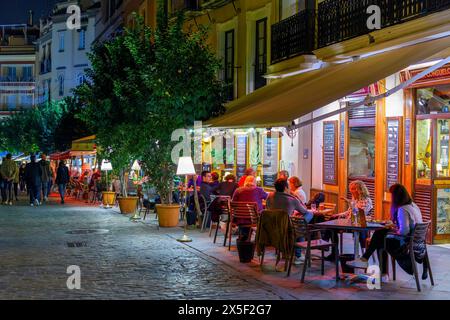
[
  {"left": 405, "top": 119, "right": 411, "bottom": 165},
  {"left": 236, "top": 135, "right": 248, "bottom": 181},
  {"left": 263, "top": 133, "right": 280, "bottom": 187},
  {"left": 339, "top": 120, "right": 345, "bottom": 159},
  {"left": 224, "top": 136, "right": 235, "bottom": 169},
  {"left": 386, "top": 117, "right": 402, "bottom": 190},
  {"left": 323, "top": 121, "right": 338, "bottom": 185}
]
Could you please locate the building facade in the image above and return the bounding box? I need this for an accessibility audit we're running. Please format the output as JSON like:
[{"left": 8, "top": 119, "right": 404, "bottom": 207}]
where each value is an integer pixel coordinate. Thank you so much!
[
  {"left": 0, "top": 24, "right": 38, "bottom": 117},
  {"left": 36, "top": 0, "right": 99, "bottom": 104}
]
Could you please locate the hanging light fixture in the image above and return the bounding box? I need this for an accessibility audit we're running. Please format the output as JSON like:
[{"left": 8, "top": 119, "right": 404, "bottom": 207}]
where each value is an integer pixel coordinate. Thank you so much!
[{"left": 285, "top": 121, "right": 298, "bottom": 147}]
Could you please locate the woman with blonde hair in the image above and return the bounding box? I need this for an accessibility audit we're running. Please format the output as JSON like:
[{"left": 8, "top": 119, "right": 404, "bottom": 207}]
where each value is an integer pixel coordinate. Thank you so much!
[
  {"left": 288, "top": 176, "right": 307, "bottom": 205},
  {"left": 324, "top": 180, "right": 373, "bottom": 261}
]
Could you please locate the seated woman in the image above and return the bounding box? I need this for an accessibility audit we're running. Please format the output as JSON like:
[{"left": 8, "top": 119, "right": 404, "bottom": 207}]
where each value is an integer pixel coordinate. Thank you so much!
[
  {"left": 288, "top": 176, "right": 307, "bottom": 205},
  {"left": 232, "top": 175, "right": 268, "bottom": 241},
  {"left": 324, "top": 180, "right": 373, "bottom": 261},
  {"left": 348, "top": 184, "right": 425, "bottom": 282}
]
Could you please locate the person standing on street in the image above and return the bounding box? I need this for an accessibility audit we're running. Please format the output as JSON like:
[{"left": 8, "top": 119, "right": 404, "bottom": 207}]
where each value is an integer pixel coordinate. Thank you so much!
[
  {"left": 13, "top": 165, "right": 19, "bottom": 201},
  {"left": 0, "top": 153, "right": 18, "bottom": 205},
  {"left": 19, "top": 162, "right": 26, "bottom": 192},
  {"left": 39, "top": 153, "right": 52, "bottom": 202},
  {"left": 25, "top": 155, "right": 42, "bottom": 206},
  {"left": 55, "top": 160, "right": 70, "bottom": 204}
]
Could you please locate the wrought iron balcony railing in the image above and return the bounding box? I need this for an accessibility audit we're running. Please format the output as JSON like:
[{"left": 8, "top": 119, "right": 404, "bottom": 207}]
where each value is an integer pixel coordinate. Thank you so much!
[
  {"left": 171, "top": 0, "right": 201, "bottom": 13},
  {"left": 271, "top": 9, "right": 315, "bottom": 64},
  {"left": 272, "top": 0, "right": 450, "bottom": 64},
  {"left": 0, "top": 76, "right": 35, "bottom": 83}
]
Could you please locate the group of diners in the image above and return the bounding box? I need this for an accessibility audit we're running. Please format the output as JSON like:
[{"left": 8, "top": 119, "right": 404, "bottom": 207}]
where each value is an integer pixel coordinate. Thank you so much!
[{"left": 185, "top": 167, "right": 426, "bottom": 281}]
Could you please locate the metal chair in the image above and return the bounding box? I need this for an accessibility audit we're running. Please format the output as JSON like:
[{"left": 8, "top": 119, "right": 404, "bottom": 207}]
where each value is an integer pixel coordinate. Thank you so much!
[
  {"left": 287, "top": 216, "right": 334, "bottom": 283},
  {"left": 386, "top": 221, "right": 434, "bottom": 292},
  {"left": 227, "top": 202, "right": 259, "bottom": 251},
  {"left": 209, "top": 196, "right": 231, "bottom": 243}
]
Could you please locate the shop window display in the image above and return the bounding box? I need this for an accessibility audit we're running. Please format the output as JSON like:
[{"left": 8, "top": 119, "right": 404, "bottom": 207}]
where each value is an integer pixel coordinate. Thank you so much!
[
  {"left": 416, "top": 119, "right": 432, "bottom": 179},
  {"left": 437, "top": 188, "right": 450, "bottom": 235},
  {"left": 416, "top": 84, "right": 450, "bottom": 114}
]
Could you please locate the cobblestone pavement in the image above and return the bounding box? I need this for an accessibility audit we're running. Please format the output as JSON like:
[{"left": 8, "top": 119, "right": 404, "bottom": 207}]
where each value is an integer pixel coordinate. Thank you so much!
[
  {"left": 0, "top": 195, "right": 286, "bottom": 300},
  {"left": 2, "top": 194, "right": 450, "bottom": 300}
]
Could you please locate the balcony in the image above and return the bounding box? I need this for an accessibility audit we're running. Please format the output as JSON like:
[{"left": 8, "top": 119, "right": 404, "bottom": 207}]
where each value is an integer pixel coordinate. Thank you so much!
[
  {"left": 271, "top": 9, "right": 315, "bottom": 64},
  {"left": 171, "top": 0, "right": 201, "bottom": 13},
  {"left": 0, "top": 76, "right": 35, "bottom": 83},
  {"left": 272, "top": 0, "right": 450, "bottom": 64}
]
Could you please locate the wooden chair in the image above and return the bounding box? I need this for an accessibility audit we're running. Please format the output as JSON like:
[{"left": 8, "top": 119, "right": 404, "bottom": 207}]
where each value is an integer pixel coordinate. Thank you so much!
[
  {"left": 227, "top": 202, "right": 259, "bottom": 251},
  {"left": 287, "top": 216, "right": 334, "bottom": 283},
  {"left": 256, "top": 209, "right": 292, "bottom": 271},
  {"left": 386, "top": 222, "right": 434, "bottom": 292}
]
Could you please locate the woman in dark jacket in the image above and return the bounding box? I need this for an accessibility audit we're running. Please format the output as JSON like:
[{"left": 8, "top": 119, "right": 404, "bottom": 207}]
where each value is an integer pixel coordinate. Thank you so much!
[{"left": 55, "top": 160, "right": 70, "bottom": 204}]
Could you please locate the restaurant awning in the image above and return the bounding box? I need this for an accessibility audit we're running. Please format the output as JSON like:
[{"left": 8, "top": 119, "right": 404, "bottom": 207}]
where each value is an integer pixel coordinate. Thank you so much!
[
  {"left": 71, "top": 135, "right": 96, "bottom": 152},
  {"left": 206, "top": 35, "right": 450, "bottom": 128}
]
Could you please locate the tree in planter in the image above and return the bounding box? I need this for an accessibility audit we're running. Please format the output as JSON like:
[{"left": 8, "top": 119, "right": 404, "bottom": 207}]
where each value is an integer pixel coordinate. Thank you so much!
[
  {"left": 74, "top": 16, "right": 154, "bottom": 198},
  {"left": 138, "top": 4, "right": 226, "bottom": 209}
]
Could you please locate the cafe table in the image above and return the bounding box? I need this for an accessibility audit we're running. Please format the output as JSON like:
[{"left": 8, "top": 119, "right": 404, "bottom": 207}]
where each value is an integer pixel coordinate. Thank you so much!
[{"left": 314, "top": 218, "right": 386, "bottom": 282}]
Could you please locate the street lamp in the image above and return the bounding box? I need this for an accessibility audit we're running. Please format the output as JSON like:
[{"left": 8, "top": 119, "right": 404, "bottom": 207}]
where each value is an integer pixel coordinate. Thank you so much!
[
  {"left": 176, "top": 156, "right": 196, "bottom": 243},
  {"left": 101, "top": 160, "right": 113, "bottom": 208}
]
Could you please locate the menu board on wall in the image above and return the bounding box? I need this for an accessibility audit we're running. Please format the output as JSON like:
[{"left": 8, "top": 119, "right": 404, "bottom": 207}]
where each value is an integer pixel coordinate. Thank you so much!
[
  {"left": 386, "top": 118, "right": 401, "bottom": 190},
  {"left": 339, "top": 120, "right": 345, "bottom": 159},
  {"left": 224, "top": 136, "right": 235, "bottom": 169},
  {"left": 263, "top": 134, "right": 279, "bottom": 187},
  {"left": 405, "top": 119, "right": 411, "bottom": 165},
  {"left": 323, "top": 121, "right": 338, "bottom": 185},
  {"left": 236, "top": 135, "right": 248, "bottom": 180}
]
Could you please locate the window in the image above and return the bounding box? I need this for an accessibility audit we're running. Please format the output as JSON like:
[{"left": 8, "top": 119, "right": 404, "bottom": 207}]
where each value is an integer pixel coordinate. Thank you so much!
[
  {"left": 224, "top": 29, "right": 235, "bottom": 101},
  {"left": 255, "top": 18, "right": 267, "bottom": 90},
  {"left": 77, "top": 73, "right": 86, "bottom": 86},
  {"left": 6, "top": 95, "right": 16, "bottom": 110},
  {"left": 416, "top": 84, "right": 450, "bottom": 115},
  {"left": 280, "top": 0, "right": 306, "bottom": 20},
  {"left": 20, "top": 95, "right": 33, "bottom": 108},
  {"left": 348, "top": 127, "right": 376, "bottom": 178},
  {"left": 22, "top": 66, "right": 33, "bottom": 81},
  {"left": 109, "top": 0, "right": 116, "bottom": 17},
  {"left": 7, "top": 66, "right": 16, "bottom": 81},
  {"left": 58, "top": 75, "right": 64, "bottom": 96},
  {"left": 79, "top": 29, "right": 86, "bottom": 50},
  {"left": 59, "top": 31, "right": 65, "bottom": 51}
]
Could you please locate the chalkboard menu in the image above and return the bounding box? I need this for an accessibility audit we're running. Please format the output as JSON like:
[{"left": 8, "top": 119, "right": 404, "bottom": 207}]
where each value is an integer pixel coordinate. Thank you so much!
[
  {"left": 263, "top": 134, "right": 279, "bottom": 187},
  {"left": 405, "top": 119, "right": 411, "bottom": 165},
  {"left": 386, "top": 118, "right": 401, "bottom": 190},
  {"left": 339, "top": 120, "right": 345, "bottom": 159},
  {"left": 323, "top": 121, "right": 338, "bottom": 185},
  {"left": 236, "top": 135, "right": 248, "bottom": 180}
]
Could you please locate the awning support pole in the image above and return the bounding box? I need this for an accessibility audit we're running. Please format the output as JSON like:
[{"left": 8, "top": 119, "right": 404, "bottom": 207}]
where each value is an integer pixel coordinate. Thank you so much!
[{"left": 288, "top": 56, "right": 450, "bottom": 130}]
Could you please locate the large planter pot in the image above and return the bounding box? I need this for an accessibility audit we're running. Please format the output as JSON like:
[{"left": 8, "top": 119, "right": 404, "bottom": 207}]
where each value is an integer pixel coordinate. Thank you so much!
[
  {"left": 156, "top": 204, "right": 180, "bottom": 227},
  {"left": 102, "top": 191, "right": 116, "bottom": 207},
  {"left": 118, "top": 196, "right": 139, "bottom": 214}
]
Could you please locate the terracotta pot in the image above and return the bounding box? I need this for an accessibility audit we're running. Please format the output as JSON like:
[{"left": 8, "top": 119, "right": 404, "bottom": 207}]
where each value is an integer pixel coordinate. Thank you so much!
[
  {"left": 156, "top": 204, "right": 180, "bottom": 227},
  {"left": 117, "top": 196, "right": 139, "bottom": 214},
  {"left": 102, "top": 191, "right": 116, "bottom": 207}
]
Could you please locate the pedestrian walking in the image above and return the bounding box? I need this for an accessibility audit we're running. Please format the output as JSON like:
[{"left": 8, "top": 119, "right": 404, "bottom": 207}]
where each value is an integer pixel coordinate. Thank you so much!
[
  {"left": 0, "top": 153, "right": 18, "bottom": 205},
  {"left": 55, "top": 160, "right": 70, "bottom": 204},
  {"left": 13, "top": 164, "right": 19, "bottom": 201},
  {"left": 19, "top": 162, "right": 26, "bottom": 192},
  {"left": 39, "top": 153, "right": 53, "bottom": 202},
  {"left": 25, "top": 155, "right": 42, "bottom": 206}
]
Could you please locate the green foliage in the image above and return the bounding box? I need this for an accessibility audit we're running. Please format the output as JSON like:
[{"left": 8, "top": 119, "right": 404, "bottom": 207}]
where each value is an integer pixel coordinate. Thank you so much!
[
  {"left": 0, "top": 101, "right": 65, "bottom": 154},
  {"left": 75, "top": 3, "right": 226, "bottom": 202}
]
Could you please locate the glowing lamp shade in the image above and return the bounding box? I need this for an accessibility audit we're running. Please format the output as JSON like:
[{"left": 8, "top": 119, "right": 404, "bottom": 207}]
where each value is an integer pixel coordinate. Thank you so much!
[
  {"left": 132, "top": 160, "right": 141, "bottom": 171},
  {"left": 101, "top": 160, "right": 113, "bottom": 171},
  {"left": 177, "top": 156, "right": 195, "bottom": 176}
]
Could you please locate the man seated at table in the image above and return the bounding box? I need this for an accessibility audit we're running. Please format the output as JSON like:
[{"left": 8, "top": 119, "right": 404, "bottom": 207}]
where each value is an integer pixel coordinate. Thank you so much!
[{"left": 266, "top": 178, "right": 314, "bottom": 265}]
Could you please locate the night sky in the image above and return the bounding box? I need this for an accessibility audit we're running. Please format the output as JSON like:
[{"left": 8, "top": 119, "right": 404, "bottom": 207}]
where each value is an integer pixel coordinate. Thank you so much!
[{"left": 0, "top": 0, "right": 60, "bottom": 25}]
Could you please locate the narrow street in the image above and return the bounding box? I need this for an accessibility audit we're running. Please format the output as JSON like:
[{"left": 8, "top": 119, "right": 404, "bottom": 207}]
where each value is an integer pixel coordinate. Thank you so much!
[{"left": 1, "top": 194, "right": 450, "bottom": 300}]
